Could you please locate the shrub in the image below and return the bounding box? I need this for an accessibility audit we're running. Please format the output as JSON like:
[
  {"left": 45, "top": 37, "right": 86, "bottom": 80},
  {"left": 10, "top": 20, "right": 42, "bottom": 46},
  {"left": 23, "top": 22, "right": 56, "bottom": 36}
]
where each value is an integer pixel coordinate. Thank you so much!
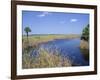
[{"left": 81, "top": 24, "right": 89, "bottom": 41}]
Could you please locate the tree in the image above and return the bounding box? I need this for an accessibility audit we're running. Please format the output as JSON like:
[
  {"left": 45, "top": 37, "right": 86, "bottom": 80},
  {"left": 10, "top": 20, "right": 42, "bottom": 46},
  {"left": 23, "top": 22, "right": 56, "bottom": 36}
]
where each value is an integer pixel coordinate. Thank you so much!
[
  {"left": 24, "top": 27, "right": 31, "bottom": 42},
  {"left": 81, "top": 24, "right": 89, "bottom": 41}
]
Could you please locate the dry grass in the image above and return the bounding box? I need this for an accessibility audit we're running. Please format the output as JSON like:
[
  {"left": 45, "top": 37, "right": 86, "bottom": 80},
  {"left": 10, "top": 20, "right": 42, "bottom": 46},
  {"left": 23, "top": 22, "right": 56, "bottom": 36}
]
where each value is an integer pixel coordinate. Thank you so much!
[
  {"left": 22, "top": 34, "right": 80, "bottom": 49},
  {"left": 80, "top": 40, "right": 89, "bottom": 61},
  {"left": 22, "top": 48, "right": 72, "bottom": 69},
  {"left": 80, "top": 40, "right": 89, "bottom": 49}
]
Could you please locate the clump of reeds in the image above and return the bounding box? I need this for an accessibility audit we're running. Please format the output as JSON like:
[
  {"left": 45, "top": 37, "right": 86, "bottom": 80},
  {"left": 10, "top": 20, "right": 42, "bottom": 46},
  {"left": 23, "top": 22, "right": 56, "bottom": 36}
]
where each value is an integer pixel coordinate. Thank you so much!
[
  {"left": 80, "top": 40, "right": 89, "bottom": 49},
  {"left": 22, "top": 47, "right": 72, "bottom": 69},
  {"left": 80, "top": 40, "right": 89, "bottom": 61}
]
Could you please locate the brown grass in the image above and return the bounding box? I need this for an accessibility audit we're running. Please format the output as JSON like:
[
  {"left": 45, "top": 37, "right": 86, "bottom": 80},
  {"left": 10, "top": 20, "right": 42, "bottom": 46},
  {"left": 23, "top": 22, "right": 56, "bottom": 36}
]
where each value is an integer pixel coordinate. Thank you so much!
[
  {"left": 22, "top": 48, "right": 72, "bottom": 69},
  {"left": 80, "top": 40, "right": 89, "bottom": 49},
  {"left": 80, "top": 40, "right": 89, "bottom": 61}
]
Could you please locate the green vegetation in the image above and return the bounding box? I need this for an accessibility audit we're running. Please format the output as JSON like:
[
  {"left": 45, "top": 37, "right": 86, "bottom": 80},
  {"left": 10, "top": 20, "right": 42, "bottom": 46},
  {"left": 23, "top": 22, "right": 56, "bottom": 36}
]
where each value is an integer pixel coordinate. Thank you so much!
[
  {"left": 81, "top": 24, "right": 89, "bottom": 41},
  {"left": 80, "top": 24, "right": 89, "bottom": 61},
  {"left": 22, "top": 48, "right": 72, "bottom": 69},
  {"left": 80, "top": 24, "right": 89, "bottom": 49},
  {"left": 24, "top": 27, "right": 31, "bottom": 43}
]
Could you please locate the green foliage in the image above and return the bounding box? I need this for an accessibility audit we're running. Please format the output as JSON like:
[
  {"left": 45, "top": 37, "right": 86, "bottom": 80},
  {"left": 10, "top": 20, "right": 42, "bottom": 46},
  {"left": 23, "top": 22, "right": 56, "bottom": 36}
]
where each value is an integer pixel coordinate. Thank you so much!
[
  {"left": 24, "top": 27, "right": 31, "bottom": 39},
  {"left": 24, "top": 27, "right": 31, "bottom": 33},
  {"left": 80, "top": 24, "right": 89, "bottom": 61},
  {"left": 24, "top": 27, "right": 31, "bottom": 44},
  {"left": 81, "top": 24, "right": 89, "bottom": 41}
]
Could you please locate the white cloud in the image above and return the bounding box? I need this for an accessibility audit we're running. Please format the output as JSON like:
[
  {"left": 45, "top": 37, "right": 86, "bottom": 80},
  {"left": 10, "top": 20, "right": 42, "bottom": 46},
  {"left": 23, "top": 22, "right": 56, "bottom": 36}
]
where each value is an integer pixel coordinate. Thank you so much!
[
  {"left": 37, "top": 12, "right": 51, "bottom": 17},
  {"left": 70, "top": 19, "right": 78, "bottom": 22}
]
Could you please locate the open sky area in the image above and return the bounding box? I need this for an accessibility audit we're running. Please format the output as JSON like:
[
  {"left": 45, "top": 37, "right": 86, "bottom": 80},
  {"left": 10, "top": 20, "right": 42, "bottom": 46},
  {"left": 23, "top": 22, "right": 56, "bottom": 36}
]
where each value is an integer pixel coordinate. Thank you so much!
[{"left": 22, "top": 11, "right": 89, "bottom": 35}]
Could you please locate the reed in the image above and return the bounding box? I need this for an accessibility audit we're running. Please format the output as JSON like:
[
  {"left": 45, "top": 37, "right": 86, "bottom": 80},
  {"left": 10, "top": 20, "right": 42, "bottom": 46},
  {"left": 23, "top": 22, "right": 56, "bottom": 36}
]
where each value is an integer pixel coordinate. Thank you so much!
[{"left": 22, "top": 47, "right": 72, "bottom": 69}]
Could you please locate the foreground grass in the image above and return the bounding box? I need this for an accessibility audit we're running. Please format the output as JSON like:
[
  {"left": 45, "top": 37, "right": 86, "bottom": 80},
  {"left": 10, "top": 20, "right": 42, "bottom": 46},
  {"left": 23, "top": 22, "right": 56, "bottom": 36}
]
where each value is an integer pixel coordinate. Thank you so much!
[{"left": 22, "top": 47, "right": 72, "bottom": 69}]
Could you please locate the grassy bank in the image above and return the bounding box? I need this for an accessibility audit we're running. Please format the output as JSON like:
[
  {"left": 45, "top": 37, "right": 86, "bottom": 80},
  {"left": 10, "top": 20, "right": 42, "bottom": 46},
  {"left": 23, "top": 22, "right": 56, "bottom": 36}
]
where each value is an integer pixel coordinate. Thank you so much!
[
  {"left": 23, "top": 34, "right": 80, "bottom": 48},
  {"left": 80, "top": 40, "right": 89, "bottom": 61},
  {"left": 80, "top": 40, "right": 89, "bottom": 49}
]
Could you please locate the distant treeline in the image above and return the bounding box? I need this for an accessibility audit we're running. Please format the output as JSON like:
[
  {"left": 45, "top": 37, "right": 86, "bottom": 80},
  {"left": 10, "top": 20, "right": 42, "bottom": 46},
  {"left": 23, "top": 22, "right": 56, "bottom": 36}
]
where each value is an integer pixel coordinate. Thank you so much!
[{"left": 23, "top": 34, "right": 81, "bottom": 36}]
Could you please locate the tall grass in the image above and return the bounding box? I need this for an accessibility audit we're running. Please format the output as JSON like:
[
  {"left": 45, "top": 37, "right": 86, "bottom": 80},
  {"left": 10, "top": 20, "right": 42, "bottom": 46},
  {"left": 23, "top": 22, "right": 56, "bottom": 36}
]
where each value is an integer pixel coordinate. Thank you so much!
[
  {"left": 80, "top": 40, "right": 89, "bottom": 61},
  {"left": 22, "top": 47, "right": 72, "bottom": 69}
]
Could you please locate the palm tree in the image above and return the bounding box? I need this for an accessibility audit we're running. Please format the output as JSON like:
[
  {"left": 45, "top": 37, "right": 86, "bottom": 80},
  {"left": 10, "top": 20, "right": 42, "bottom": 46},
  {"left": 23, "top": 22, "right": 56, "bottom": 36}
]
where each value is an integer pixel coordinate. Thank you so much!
[{"left": 24, "top": 27, "right": 31, "bottom": 42}]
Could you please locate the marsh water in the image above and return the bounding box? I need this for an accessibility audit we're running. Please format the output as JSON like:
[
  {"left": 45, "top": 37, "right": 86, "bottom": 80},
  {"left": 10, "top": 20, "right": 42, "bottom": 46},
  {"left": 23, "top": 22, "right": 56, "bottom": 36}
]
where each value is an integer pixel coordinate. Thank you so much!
[{"left": 31, "top": 38, "right": 89, "bottom": 66}]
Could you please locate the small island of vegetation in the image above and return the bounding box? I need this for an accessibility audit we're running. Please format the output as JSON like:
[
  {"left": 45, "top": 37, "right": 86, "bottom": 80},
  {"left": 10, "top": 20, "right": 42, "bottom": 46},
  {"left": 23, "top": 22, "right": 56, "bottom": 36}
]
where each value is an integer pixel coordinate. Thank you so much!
[{"left": 80, "top": 24, "right": 89, "bottom": 61}]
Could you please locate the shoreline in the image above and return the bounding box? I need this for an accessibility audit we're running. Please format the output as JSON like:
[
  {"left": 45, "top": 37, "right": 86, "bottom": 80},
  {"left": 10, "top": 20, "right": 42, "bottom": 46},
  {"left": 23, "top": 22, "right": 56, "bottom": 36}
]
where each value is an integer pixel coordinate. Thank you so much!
[
  {"left": 23, "top": 34, "right": 80, "bottom": 48},
  {"left": 80, "top": 40, "right": 89, "bottom": 61}
]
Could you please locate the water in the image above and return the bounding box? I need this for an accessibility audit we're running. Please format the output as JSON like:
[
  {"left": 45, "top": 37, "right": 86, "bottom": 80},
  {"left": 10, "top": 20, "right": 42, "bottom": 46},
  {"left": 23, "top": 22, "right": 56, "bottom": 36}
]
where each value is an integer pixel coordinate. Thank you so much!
[{"left": 31, "top": 38, "right": 89, "bottom": 66}]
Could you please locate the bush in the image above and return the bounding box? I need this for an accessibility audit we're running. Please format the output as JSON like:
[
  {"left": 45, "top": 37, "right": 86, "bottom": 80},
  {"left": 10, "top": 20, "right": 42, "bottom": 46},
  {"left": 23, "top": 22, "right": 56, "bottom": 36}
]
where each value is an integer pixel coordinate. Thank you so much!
[{"left": 81, "top": 24, "right": 89, "bottom": 41}]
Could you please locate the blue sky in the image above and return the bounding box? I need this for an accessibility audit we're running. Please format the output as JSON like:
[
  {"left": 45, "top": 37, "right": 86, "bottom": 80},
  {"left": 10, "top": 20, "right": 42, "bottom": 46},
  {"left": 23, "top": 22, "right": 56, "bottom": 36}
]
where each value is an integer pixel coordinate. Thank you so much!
[{"left": 22, "top": 11, "right": 89, "bottom": 35}]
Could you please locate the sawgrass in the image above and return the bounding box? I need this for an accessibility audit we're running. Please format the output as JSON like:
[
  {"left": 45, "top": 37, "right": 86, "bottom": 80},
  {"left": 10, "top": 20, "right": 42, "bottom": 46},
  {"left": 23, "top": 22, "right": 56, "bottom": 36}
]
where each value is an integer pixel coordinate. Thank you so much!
[{"left": 22, "top": 48, "right": 72, "bottom": 69}]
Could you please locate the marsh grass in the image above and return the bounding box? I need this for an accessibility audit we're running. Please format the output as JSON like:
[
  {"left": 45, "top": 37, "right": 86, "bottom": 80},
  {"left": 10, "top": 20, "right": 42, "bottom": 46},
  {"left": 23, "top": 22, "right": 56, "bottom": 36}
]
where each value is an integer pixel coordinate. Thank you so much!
[
  {"left": 22, "top": 47, "right": 72, "bottom": 69},
  {"left": 80, "top": 40, "right": 89, "bottom": 49},
  {"left": 22, "top": 34, "right": 80, "bottom": 49},
  {"left": 80, "top": 40, "right": 89, "bottom": 61}
]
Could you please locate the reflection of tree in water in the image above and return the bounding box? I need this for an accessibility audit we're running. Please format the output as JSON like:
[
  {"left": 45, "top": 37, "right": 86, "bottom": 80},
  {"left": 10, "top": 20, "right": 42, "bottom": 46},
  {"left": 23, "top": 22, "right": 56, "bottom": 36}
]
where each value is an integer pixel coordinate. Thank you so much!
[{"left": 80, "top": 49, "right": 89, "bottom": 61}]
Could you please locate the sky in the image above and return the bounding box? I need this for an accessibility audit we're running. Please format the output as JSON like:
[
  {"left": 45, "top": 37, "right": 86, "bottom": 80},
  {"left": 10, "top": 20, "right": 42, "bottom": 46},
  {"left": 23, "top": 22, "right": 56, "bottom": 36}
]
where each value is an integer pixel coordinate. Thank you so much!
[{"left": 22, "top": 11, "right": 89, "bottom": 35}]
